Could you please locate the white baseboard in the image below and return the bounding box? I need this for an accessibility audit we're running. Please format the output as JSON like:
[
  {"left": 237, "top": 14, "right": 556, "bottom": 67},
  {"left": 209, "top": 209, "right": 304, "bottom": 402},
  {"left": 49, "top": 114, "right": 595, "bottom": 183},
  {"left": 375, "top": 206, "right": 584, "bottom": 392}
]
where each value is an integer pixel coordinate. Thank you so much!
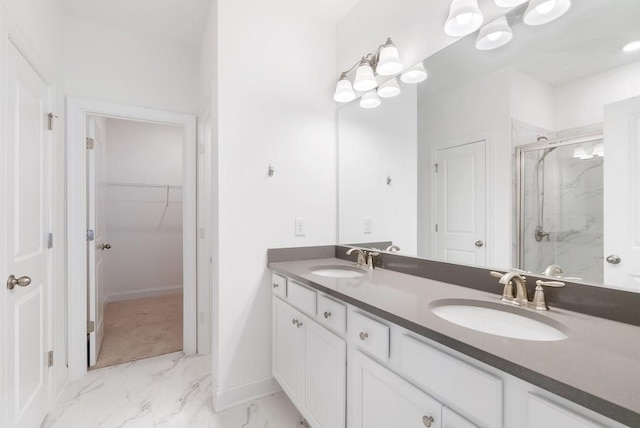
[
  {"left": 213, "top": 375, "right": 282, "bottom": 413},
  {"left": 105, "top": 285, "right": 183, "bottom": 304}
]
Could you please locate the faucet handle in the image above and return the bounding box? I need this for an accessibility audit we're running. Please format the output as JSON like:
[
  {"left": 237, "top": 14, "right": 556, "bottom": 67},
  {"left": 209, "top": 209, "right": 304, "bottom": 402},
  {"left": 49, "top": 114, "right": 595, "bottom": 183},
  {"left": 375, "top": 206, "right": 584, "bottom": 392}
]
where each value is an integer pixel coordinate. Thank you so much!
[
  {"left": 366, "top": 251, "right": 380, "bottom": 269},
  {"left": 489, "top": 271, "right": 504, "bottom": 278},
  {"left": 535, "top": 280, "right": 565, "bottom": 288},
  {"left": 532, "top": 280, "right": 566, "bottom": 311}
]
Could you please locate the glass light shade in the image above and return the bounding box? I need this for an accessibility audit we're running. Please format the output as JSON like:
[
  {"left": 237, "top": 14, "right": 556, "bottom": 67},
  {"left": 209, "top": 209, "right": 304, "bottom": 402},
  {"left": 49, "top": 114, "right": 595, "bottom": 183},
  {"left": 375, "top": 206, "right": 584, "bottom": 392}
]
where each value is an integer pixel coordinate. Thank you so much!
[
  {"left": 400, "top": 62, "right": 428, "bottom": 84},
  {"left": 377, "top": 42, "right": 403, "bottom": 76},
  {"left": 494, "top": 0, "right": 527, "bottom": 6},
  {"left": 476, "top": 16, "right": 513, "bottom": 50},
  {"left": 523, "top": 0, "right": 571, "bottom": 26},
  {"left": 360, "top": 91, "right": 382, "bottom": 109},
  {"left": 445, "top": 0, "right": 484, "bottom": 37},
  {"left": 333, "top": 77, "right": 356, "bottom": 103},
  {"left": 623, "top": 41, "right": 640, "bottom": 52},
  {"left": 377, "top": 78, "right": 401, "bottom": 98},
  {"left": 353, "top": 60, "right": 377, "bottom": 92}
]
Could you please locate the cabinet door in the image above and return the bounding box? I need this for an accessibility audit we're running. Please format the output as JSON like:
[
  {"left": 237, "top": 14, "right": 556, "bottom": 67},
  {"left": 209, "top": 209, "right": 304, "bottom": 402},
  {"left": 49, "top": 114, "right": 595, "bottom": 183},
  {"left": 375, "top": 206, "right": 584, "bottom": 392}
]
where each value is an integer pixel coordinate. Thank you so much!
[
  {"left": 349, "top": 350, "right": 442, "bottom": 428},
  {"left": 443, "top": 408, "right": 478, "bottom": 428},
  {"left": 304, "top": 316, "right": 346, "bottom": 428},
  {"left": 528, "top": 394, "right": 604, "bottom": 428},
  {"left": 273, "top": 298, "right": 305, "bottom": 403}
]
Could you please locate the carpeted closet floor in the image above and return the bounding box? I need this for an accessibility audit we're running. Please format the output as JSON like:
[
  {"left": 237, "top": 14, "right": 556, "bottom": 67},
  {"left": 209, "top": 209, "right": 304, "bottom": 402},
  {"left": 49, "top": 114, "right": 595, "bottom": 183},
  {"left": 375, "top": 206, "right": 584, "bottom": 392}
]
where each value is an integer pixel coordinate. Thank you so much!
[{"left": 94, "top": 293, "right": 183, "bottom": 369}]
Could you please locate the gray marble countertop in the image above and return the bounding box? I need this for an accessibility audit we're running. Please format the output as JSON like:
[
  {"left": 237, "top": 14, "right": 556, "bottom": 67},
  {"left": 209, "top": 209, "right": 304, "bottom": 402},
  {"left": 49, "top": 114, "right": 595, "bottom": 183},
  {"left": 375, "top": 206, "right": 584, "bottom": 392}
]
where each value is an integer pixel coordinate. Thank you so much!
[{"left": 269, "top": 257, "right": 640, "bottom": 427}]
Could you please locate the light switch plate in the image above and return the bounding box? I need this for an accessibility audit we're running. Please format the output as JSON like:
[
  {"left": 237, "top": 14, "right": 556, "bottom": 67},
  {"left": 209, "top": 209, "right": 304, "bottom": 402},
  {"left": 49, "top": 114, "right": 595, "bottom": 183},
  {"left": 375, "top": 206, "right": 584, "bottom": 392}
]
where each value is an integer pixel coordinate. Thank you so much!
[
  {"left": 364, "top": 217, "right": 373, "bottom": 234},
  {"left": 295, "top": 217, "right": 306, "bottom": 236}
]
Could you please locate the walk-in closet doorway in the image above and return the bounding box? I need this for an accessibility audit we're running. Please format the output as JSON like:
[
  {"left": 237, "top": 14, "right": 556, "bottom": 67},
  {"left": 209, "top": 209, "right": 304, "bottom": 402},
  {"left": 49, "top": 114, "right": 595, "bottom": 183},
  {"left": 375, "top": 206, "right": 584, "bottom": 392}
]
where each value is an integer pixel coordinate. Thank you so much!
[{"left": 66, "top": 99, "right": 198, "bottom": 380}]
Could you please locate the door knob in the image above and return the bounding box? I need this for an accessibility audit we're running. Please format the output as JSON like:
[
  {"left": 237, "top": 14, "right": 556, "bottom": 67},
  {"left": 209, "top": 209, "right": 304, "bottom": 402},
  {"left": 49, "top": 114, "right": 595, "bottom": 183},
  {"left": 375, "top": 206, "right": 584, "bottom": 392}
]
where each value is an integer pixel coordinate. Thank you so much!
[
  {"left": 100, "top": 243, "right": 112, "bottom": 250},
  {"left": 475, "top": 240, "right": 484, "bottom": 248},
  {"left": 7, "top": 275, "right": 31, "bottom": 290},
  {"left": 606, "top": 255, "right": 621, "bottom": 265}
]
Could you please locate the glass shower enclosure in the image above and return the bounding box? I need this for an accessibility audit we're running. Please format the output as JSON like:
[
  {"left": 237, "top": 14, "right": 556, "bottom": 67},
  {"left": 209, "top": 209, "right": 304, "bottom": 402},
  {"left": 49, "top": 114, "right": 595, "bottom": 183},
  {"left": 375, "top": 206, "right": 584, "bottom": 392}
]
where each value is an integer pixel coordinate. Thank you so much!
[{"left": 516, "top": 135, "right": 604, "bottom": 283}]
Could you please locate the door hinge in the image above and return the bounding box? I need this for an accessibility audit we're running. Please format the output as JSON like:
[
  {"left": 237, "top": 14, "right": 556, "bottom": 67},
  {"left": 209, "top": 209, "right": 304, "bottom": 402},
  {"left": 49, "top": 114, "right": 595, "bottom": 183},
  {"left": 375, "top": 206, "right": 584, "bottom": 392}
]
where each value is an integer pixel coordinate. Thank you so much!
[
  {"left": 48, "top": 351, "right": 54, "bottom": 367},
  {"left": 48, "top": 113, "right": 58, "bottom": 131},
  {"left": 87, "top": 229, "right": 95, "bottom": 241},
  {"left": 47, "top": 233, "right": 53, "bottom": 249},
  {"left": 435, "top": 224, "right": 439, "bottom": 232},
  {"left": 87, "top": 321, "right": 95, "bottom": 334},
  {"left": 434, "top": 163, "right": 439, "bottom": 173},
  {"left": 86, "top": 137, "right": 95, "bottom": 150}
]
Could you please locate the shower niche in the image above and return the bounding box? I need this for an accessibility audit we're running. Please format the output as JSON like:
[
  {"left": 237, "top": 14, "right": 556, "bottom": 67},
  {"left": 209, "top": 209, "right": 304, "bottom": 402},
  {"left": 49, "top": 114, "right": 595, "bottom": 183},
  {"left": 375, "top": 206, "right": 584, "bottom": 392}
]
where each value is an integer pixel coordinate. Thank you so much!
[{"left": 516, "top": 134, "right": 604, "bottom": 283}]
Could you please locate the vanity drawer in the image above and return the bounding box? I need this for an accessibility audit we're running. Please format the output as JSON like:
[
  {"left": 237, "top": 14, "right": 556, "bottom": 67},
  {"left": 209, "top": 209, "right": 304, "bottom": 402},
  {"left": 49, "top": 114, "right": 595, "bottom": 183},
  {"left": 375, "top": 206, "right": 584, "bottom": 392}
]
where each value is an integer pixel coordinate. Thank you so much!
[
  {"left": 272, "top": 273, "right": 287, "bottom": 298},
  {"left": 287, "top": 281, "right": 316, "bottom": 316},
  {"left": 317, "top": 295, "right": 346, "bottom": 334},
  {"left": 400, "top": 335, "right": 503, "bottom": 428},
  {"left": 527, "top": 394, "right": 603, "bottom": 428},
  {"left": 350, "top": 311, "right": 390, "bottom": 361}
]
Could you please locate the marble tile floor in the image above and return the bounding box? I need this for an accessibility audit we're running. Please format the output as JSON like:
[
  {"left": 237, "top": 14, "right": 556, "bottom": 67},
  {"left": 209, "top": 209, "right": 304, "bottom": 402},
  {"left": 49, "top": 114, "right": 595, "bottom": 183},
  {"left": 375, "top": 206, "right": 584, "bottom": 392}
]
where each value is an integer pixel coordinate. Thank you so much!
[{"left": 42, "top": 352, "right": 304, "bottom": 428}]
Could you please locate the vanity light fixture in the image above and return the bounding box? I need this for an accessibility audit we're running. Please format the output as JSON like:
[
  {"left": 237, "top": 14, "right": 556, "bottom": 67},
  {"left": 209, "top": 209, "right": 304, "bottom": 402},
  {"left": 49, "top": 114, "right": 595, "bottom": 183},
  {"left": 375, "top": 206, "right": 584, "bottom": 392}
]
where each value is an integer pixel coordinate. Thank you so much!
[
  {"left": 360, "top": 90, "right": 382, "bottom": 109},
  {"left": 445, "top": 0, "right": 484, "bottom": 37},
  {"left": 333, "top": 73, "right": 356, "bottom": 103},
  {"left": 523, "top": 0, "right": 571, "bottom": 26},
  {"left": 623, "top": 40, "right": 640, "bottom": 52},
  {"left": 377, "top": 77, "right": 402, "bottom": 98},
  {"left": 476, "top": 15, "right": 513, "bottom": 50},
  {"left": 334, "top": 37, "right": 403, "bottom": 107},
  {"left": 400, "top": 62, "right": 428, "bottom": 84}
]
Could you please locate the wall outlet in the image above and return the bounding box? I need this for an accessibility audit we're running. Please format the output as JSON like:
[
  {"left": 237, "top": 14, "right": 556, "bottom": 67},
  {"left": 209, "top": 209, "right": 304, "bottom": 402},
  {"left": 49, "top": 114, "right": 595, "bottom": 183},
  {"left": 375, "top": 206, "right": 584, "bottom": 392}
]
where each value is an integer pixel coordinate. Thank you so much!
[
  {"left": 295, "top": 217, "right": 306, "bottom": 236},
  {"left": 363, "top": 217, "right": 373, "bottom": 234}
]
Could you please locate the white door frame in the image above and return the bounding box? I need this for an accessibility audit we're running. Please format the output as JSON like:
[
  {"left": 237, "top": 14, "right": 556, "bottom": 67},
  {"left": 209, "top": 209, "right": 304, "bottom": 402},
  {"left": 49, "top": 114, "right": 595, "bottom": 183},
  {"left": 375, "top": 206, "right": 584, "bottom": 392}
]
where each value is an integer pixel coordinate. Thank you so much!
[{"left": 66, "top": 98, "right": 197, "bottom": 380}]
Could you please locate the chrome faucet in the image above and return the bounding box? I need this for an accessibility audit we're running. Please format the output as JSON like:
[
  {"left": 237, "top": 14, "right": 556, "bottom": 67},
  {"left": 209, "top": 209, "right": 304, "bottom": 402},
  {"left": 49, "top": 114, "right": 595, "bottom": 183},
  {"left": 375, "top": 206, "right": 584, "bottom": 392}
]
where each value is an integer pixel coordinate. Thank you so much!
[
  {"left": 346, "top": 248, "right": 379, "bottom": 269},
  {"left": 490, "top": 270, "right": 565, "bottom": 311},
  {"left": 385, "top": 245, "right": 400, "bottom": 252},
  {"left": 542, "top": 264, "right": 563, "bottom": 277}
]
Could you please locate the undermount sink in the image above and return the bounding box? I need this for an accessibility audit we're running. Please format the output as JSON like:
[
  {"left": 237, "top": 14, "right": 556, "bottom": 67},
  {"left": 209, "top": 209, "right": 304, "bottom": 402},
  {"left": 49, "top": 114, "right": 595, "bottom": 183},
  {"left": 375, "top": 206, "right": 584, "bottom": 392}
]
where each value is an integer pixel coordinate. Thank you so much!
[
  {"left": 430, "top": 299, "right": 568, "bottom": 341},
  {"left": 309, "top": 265, "right": 366, "bottom": 278}
]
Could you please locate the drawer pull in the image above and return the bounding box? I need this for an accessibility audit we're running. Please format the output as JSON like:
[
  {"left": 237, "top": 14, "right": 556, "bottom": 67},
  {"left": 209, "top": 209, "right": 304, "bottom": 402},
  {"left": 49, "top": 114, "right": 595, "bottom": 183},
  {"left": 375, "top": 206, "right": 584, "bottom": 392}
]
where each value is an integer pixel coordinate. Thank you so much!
[
  {"left": 291, "top": 319, "right": 303, "bottom": 328},
  {"left": 422, "top": 415, "right": 434, "bottom": 427},
  {"left": 359, "top": 332, "right": 369, "bottom": 341},
  {"left": 324, "top": 311, "right": 332, "bottom": 319},
  {"left": 273, "top": 283, "right": 279, "bottom": 288},
  {"left": 296, "top": 320, "right": 303, "bottom": 328}
]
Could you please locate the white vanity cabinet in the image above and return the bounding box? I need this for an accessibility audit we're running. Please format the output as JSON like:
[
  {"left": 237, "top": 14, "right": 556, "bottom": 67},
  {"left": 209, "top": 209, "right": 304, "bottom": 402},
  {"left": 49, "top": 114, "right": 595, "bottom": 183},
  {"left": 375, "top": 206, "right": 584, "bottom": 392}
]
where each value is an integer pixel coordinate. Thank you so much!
[
  {"left": 349, "top": 349, "right": 443, "bottom": 428},
  {"left": 271, "top": 271, "right": 628, "bottom": 428},
  {"left": 272, "top": 276, "right": 346, "bottom": 428}
]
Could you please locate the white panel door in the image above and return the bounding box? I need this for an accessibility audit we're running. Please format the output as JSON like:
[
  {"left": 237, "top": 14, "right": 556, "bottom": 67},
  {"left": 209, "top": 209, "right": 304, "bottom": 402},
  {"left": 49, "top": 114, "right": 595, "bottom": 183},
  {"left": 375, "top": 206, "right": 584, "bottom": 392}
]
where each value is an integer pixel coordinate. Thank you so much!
[
  {"left": 5, "top": 41, "right": 51, "bottom": 428},
  {"left": 435, "top": 140, "right": 486, "bottom": 265},
  {"left": 87, "top": 117, "right": 107, "bottom": 366},
  {"left": 603, "top": 97, "right": 640, "bottom": 290},
  {"left": 349, "top": 350, "right": 442, "bottom": 428},
  {"left": 304, "top": 316, "right": 346, "bottom": 428}
]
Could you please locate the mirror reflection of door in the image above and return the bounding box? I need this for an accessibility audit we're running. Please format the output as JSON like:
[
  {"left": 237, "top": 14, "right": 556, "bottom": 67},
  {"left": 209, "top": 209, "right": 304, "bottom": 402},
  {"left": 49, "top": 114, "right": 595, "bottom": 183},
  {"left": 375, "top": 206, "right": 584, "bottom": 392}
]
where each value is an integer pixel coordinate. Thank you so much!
[
  {"left": 434, "top": 140, "right": 486, "bottom": 266},
  {"left": 604, "top": 97, "right": 640, "bottom": 290}
]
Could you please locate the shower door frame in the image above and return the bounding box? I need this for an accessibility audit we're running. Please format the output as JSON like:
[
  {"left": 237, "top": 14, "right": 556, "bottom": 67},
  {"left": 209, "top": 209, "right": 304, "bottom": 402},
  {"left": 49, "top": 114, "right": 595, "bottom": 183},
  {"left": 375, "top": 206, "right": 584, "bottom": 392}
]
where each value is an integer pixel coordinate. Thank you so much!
[{"left": 514, "top": 130, "right": 604, "bottom": 271}]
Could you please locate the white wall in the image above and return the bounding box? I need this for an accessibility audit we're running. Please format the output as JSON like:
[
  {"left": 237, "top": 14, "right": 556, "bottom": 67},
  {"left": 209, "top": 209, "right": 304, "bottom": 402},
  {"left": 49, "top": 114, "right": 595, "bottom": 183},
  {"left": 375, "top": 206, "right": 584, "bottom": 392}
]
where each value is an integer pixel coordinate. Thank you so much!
[
  {"left": 63, "top": 14, "right": 199, "bottom": 114},
  {"left": 0, "top": 0, "right": 68, "bottom": 410},
  {"left": 339, "top": 85, "right": 417, "bottom": 252},
  {"left": 509, "top": 69, "right": 555, "bottom": 132},
  {"left": 554, "top": 61, "right": 640, "bottom": 130},
  {"left": 103, "top": 119, "right": 184, "bottom": 302},
  {"left": 211, "top": 0, "right": 338, "bottom": 409}
]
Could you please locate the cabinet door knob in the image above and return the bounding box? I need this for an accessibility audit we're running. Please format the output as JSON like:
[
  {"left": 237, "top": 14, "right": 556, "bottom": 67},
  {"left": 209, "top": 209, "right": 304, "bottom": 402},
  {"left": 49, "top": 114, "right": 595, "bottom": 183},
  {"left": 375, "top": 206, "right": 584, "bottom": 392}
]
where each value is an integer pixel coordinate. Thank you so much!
[
  {"left": 292, "top": 318, "right": 297, "bottom": 325},
  {"left": 273, "top": 283, "right": 279, "bottom": 288},
  {"left": 475, "top": 240, "right": 484, "bottom": 248},
  {"left": 324, "top": 311, "right": 332, "bottom": 319},
  {"left": 359, "top": 332, "right": 368, "bottom": 341},
  {"left": 422, "top": 415, "right": 434, "bottom": 427},
  {"left": 297, "top": 320, "right": 303, "bottom": 328}
]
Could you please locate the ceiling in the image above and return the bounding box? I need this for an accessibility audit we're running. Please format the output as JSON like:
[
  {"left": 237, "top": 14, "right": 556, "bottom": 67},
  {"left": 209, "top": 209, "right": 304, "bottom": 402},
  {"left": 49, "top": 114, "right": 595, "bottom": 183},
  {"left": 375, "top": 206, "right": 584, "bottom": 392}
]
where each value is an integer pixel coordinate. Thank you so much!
[{"left": 62, "top": 0, "right": 361, "bottom": 46}]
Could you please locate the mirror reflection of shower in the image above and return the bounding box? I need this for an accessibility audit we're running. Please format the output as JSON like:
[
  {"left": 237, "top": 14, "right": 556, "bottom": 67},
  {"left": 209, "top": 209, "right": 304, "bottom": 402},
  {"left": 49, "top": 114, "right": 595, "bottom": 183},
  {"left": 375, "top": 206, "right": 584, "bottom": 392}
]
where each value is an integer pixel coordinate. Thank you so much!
[{"left": 518, "top": 135, "right": 604, "bottom": 283}]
